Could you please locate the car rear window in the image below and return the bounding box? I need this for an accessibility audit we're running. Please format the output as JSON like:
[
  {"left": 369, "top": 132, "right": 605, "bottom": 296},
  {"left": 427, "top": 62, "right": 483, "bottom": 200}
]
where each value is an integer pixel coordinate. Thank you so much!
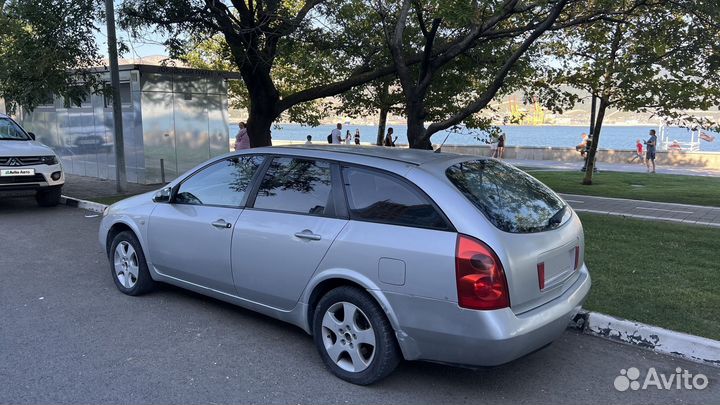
[{"left": 446, "top": 160, "right": 567, "bottom": 233}]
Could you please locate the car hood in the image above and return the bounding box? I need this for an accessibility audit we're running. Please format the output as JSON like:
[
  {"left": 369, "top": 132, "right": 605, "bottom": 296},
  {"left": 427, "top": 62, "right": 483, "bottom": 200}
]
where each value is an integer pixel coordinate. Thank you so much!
[{"left": 0, "top": 140, "right": 56, "bottom": 157}]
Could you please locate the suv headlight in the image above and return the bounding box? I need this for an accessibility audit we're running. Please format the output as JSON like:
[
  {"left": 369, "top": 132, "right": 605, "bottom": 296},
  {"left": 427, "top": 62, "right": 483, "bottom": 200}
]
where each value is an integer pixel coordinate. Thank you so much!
[{"left": 40, "top": 155, "right": 58, "bottom": 165}]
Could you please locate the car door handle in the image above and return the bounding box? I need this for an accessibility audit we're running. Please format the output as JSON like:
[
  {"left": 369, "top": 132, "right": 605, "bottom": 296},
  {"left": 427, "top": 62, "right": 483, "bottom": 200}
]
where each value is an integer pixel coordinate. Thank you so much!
[
  {"left": 294, "top": 230, "right": 322, "bottom": 241},
  {"left": 211, "top": 219, "right": 232, "bottom": 229}
]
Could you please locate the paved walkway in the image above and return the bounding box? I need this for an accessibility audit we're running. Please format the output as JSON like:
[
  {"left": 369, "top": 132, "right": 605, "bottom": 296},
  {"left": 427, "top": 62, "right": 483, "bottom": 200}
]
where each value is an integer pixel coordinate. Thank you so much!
[
  {"left": 562, "top": 193, "right": 720, "bottom": 227},
  {"left": 62, "top": 174, "right": 160, "bottom": 200},
  {"left": 508, "top": 158, "right": 720, "bottom": 177}
]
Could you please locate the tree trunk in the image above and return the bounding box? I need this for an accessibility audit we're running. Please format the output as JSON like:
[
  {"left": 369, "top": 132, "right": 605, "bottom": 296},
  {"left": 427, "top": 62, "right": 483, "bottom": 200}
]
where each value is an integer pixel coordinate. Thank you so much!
[
  {"left": 376, "top": 106, "right": 388, "bottom": 146},
  {"left": 405, "top": 100, "right": 433, "bottom": 149},
  {"left": 582, "top": 97, "right": 609, "bottom": 185},
  {"left": 589, "top": 95, "right": 597, "bottom": 135}
]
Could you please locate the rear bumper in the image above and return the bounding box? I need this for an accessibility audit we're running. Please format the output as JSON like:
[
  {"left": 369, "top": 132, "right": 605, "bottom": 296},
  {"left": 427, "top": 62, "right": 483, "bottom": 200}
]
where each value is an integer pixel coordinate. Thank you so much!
[{"left": 384, "top": 265, "right": 591, "bottom": 366}]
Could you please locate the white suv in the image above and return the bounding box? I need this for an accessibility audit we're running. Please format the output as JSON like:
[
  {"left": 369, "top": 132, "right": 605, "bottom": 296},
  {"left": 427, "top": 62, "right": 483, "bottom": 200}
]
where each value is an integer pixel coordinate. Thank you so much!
[{"left": 0, "top": 113, "right": 65, "bottom": 206}]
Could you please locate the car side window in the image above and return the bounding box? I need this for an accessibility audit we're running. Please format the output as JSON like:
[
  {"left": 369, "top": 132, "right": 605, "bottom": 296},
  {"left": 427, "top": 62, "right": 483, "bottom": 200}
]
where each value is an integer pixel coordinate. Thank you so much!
[
  {"left": 175, "top": 155, "right": 263, "bottom": 207},
  {"left": 343, "top": 167, "right": 449, "bottom": 230},
  {"left": 253, "top": 157, "right": 333, "bottom": 216}
]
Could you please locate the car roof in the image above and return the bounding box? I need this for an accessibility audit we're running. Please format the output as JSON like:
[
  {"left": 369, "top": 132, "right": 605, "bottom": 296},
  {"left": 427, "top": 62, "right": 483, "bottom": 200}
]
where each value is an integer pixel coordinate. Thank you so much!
[
  {"left": 265, "top": 144, "right": 464, "bottom": 166},
  {"left": 0, "top": 113, "right": 8, "bottom": 119}
]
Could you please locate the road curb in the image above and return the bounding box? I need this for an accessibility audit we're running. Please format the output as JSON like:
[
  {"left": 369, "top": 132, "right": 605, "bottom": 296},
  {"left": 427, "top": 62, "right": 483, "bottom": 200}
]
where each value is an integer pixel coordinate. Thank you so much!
[
  {"left": 60, "top": 195, "right": 108, "bottom": 213},
  {"left": 572, "top": 311, "right": 720, "bottom": 367}
]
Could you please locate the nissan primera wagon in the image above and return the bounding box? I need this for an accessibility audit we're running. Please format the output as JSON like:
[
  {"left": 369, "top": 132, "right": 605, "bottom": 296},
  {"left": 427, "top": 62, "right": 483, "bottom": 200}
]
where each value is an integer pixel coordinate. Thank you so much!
[{"left": 99, "top": 145, "right": 590, "bottom": 384}]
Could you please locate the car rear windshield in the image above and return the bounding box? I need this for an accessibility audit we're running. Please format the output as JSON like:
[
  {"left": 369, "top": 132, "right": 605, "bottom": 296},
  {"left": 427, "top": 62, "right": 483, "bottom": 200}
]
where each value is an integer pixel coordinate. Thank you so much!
[{"left": 446, "top": 159, "right": 567, "bottom": 233}]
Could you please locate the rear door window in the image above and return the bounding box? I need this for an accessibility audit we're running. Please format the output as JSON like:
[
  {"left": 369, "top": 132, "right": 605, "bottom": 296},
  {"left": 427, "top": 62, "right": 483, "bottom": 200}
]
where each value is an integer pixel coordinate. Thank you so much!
[
  {"left": 253, "top": 157, "right": 334, "bottom": 216},
  {"left": 446, "top": 159, "right": 567, "bottom": 233},
  {"left": 342, "top": 167, "right": 449, "bottom": 230}
]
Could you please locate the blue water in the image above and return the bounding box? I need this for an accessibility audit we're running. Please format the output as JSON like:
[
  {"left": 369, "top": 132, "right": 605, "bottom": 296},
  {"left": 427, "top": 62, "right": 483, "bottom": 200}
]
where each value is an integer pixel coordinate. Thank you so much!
[{"left": 241, "top": 123, "right": 720, "bottom": 152}]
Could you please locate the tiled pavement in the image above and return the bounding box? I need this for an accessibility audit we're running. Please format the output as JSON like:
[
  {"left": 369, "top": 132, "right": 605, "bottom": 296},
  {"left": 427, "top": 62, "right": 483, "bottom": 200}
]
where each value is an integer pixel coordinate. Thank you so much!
[
  {"left": 562, "top": 193, "right": 720, "bottom": 227},
  {"left": 62, "top": 174, "right": 161, "bottom": 201}
]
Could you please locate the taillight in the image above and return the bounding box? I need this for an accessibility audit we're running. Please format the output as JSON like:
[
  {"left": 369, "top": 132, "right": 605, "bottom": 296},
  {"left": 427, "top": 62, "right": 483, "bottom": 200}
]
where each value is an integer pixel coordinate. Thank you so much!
[
  {"left": 574, "top": 245, "right": 580, "bottom": 271},
  {"left": 455, "top": 234, "right": 510, "bottom": 310}
]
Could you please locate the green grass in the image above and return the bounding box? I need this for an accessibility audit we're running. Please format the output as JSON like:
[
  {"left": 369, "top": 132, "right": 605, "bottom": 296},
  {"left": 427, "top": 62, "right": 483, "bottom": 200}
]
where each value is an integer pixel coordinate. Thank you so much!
[
  {"left": 525, "top": 170, "right": 720, "bottom": 207},
  {"left": 580, "top": 213, "right": 720, "bottom": 340},
  {"left": 91, "top": 194, "right": 142, "bottom": 205}
]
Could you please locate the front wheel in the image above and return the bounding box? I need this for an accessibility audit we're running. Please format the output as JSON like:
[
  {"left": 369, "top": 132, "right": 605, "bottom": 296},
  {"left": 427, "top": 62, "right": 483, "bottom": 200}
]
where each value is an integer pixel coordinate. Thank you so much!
[
  {"left": 109, "top": 231, "right": 155, "bottom": 296},
  {"left": 312, "top": 286, "right": 401, "bottom": 385}
]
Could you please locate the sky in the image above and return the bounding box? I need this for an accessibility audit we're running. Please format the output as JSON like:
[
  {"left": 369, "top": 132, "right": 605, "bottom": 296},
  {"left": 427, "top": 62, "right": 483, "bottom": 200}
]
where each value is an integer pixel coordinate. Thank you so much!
[{"left": 94, "top": 6, "right": 168, "bottom": 61}]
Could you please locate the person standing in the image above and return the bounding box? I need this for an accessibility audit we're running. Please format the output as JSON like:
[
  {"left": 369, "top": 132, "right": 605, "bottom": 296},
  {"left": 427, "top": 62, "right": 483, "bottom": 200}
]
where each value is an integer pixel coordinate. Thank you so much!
[
  {"left": 304, "top": 135, "right": 312, "bottom": 145},
  {"left": 576, "top": 133, "right": 588, "bottom": 158},
  {"left": 354, "top": 128, "right": 360, "bottom": 145},
  {"left": 330, "top": 123, "right": 343, "bottom": 144},
  {"left": 345, "top": 130, "right": 352, "bottom": 144},
  {"left": 384, "top": 127, "right": 397, "bottom": 147},
  {"left": 234, "top": 122, "right": 250, "bottom": 150},
  {"left": 630, "top": 139, "right": 644, "bottom": 163},
  {"left": 645, "top": 129, "right": 657, "bottom": 173},
  {"left": 494, "top": 134, "right": 505, "bottom": 158}
]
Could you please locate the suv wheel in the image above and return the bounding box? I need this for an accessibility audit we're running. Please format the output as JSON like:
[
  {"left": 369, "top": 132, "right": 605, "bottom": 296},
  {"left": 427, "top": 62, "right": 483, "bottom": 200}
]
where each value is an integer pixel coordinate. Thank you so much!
[
  {"left": 110, "top": 231, "right": 155, "bottom": 296},
  {"left": 36, "top": 186, "right": 61, "bottom": 207},
  {"left": 313, "top": 286, "right": 401, "bottom": 385}
]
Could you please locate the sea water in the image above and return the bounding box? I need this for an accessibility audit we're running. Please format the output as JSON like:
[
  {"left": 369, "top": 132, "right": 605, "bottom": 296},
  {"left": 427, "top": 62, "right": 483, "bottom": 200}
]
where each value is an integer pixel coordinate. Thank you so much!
[{"left": 229, "top": 123, "right": 720, "bottom": 152}]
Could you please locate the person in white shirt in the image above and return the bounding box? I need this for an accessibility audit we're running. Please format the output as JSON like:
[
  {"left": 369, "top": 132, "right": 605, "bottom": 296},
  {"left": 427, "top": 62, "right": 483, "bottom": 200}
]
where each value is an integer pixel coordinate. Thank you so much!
[
  {"left": 330, "top": 123, "right": 343, "bottom": 144},
  {"left": 304, "top": 135, "right": 312, "bottom": 145}
]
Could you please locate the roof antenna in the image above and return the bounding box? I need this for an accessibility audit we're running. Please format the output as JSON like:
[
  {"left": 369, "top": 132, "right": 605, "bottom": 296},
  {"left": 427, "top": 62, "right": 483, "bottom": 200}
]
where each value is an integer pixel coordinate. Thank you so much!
[{"left": 434, "top": 131, "right": 451, "bottom": 153}]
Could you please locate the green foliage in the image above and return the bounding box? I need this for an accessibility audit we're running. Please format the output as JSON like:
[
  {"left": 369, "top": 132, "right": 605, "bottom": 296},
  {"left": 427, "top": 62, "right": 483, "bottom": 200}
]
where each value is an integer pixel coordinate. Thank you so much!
[
  {"left": 541, "top": 0, "right": 720, "bottom": 131},
  {"left": 0, "top": 0, "right": 103, "bottom": 113}
]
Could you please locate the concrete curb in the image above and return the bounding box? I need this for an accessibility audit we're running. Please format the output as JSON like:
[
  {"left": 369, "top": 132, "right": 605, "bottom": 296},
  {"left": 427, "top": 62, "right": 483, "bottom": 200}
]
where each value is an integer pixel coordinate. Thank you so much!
[
  {"left": 572, "top": 311, "right": 720, "bottom": 367},
  {"left": 60, "top": 195, "right": 108, "bottom": 214}
]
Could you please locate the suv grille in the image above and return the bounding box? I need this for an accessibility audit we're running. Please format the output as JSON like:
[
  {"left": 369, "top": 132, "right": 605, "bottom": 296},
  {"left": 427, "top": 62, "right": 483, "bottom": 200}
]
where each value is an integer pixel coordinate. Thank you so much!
[
  {"left": 0, "top": 174, "right": 47, "bottom": 184},
  {"left": 0, "top": 156, "right": 45, "bottom": 166}
]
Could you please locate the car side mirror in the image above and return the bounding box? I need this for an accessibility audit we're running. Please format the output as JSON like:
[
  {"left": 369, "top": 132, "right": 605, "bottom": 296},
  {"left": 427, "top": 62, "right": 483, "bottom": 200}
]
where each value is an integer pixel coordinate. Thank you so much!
[
  {"left": 28, "top": 132, "right": 36, "bottom": 140},
  {"left": 153, "top": 187, "right": 172, "bottom": 203}
]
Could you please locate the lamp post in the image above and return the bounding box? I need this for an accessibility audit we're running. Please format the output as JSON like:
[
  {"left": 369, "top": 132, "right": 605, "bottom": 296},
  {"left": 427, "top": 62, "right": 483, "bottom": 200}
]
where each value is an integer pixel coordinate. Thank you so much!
[{"left": 104, "top": 0, "right": 127, "bottom": 193}]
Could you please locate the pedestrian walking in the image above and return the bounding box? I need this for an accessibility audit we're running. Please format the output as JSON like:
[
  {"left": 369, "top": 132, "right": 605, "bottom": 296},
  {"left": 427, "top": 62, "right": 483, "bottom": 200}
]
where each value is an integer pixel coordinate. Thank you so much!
[
  {"left": 354, "top": 129, "right": 360, "bottom": 145},
  {"left": 645, "top": 129, "right": 658, "bottom": 173},
  {"left": 384, "top": 127, "right": 397, "bottom": 147},
  {"left": 234, "top": 122, "right": 250, "bottom": 150},
  {"left": 630, "top": 139, "right": 644, "bottom": 163},
  {"left": 305, "top": 135, "right": 312, "bottom": 145}
]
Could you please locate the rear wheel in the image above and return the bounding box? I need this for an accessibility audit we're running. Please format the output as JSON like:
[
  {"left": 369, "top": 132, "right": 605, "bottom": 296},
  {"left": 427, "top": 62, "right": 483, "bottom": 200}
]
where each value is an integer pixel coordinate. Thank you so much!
[
  {"left": 110, "top": 231, "right": 155, "bottom": 296},
  {"left": 312, "top": 286, "right": 401, "bottom": 385},
  {"left": 36, "top": 186, "right": 61, "bottom": 207}
]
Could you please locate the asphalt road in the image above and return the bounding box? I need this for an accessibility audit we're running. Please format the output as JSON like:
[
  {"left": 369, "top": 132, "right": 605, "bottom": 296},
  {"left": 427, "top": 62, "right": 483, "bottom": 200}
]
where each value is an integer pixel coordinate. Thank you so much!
[{"left": 1, "top": 197, "right": 718, "bottom": 405}]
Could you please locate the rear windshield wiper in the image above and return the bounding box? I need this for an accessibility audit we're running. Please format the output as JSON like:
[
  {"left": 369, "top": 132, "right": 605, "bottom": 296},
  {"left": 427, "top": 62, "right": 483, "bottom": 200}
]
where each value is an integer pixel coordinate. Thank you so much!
[{"left": 547, "top": 205, "right": 568, "bottom": 229}]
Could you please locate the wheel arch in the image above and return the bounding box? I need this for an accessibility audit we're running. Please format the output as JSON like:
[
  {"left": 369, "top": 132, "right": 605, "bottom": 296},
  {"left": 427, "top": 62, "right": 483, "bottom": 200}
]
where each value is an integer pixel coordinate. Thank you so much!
[{"left": 303, "top": 272, "right": 402, "bottom": 339}]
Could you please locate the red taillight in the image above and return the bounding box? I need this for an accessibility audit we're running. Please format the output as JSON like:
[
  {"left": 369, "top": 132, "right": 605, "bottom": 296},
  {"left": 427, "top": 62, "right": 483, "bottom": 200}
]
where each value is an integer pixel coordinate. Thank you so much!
[
  {"left": 574, "top": 245, "right": 580, "bottom": 271},
  {"left": 455, "top": 234, "right": 510, "bottom": 310}
]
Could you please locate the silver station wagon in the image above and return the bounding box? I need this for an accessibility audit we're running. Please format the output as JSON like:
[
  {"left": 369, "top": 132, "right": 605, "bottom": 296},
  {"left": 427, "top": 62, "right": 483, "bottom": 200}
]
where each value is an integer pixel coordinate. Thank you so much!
[{"left": 99, "top": 145, "right": 591, "bottom": 384}]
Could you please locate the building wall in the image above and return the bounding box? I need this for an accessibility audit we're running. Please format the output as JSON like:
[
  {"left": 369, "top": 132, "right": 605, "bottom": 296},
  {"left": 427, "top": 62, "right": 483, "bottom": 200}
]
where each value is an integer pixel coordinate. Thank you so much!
[{"left": 18, "top": 67, "right": 231, "bottom": 185}]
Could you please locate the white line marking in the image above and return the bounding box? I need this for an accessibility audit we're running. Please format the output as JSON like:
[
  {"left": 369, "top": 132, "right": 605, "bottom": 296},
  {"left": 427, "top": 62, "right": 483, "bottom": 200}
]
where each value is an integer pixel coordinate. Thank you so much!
[{"left": 635, "top": 207, "right": 693, "bottom": 214}]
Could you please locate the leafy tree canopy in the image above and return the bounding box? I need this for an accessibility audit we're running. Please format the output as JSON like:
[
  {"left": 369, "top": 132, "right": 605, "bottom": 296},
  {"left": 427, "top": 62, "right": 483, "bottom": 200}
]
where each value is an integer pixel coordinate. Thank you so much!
[{"left": 0, "top": 0, "right": 103, "bottom": 114}]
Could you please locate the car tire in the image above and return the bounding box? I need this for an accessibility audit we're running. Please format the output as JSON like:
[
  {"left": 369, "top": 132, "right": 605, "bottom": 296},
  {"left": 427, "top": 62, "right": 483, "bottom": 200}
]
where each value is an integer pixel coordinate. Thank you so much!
[
  {"left": 36, "top": 186, "right": 62, "bottom": 207},
  {"left": 312, "top": 286, "right": 401, "bottom": 385},
  {"left": 109, "top": 231, "right": 155, "bottom": 296}
]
